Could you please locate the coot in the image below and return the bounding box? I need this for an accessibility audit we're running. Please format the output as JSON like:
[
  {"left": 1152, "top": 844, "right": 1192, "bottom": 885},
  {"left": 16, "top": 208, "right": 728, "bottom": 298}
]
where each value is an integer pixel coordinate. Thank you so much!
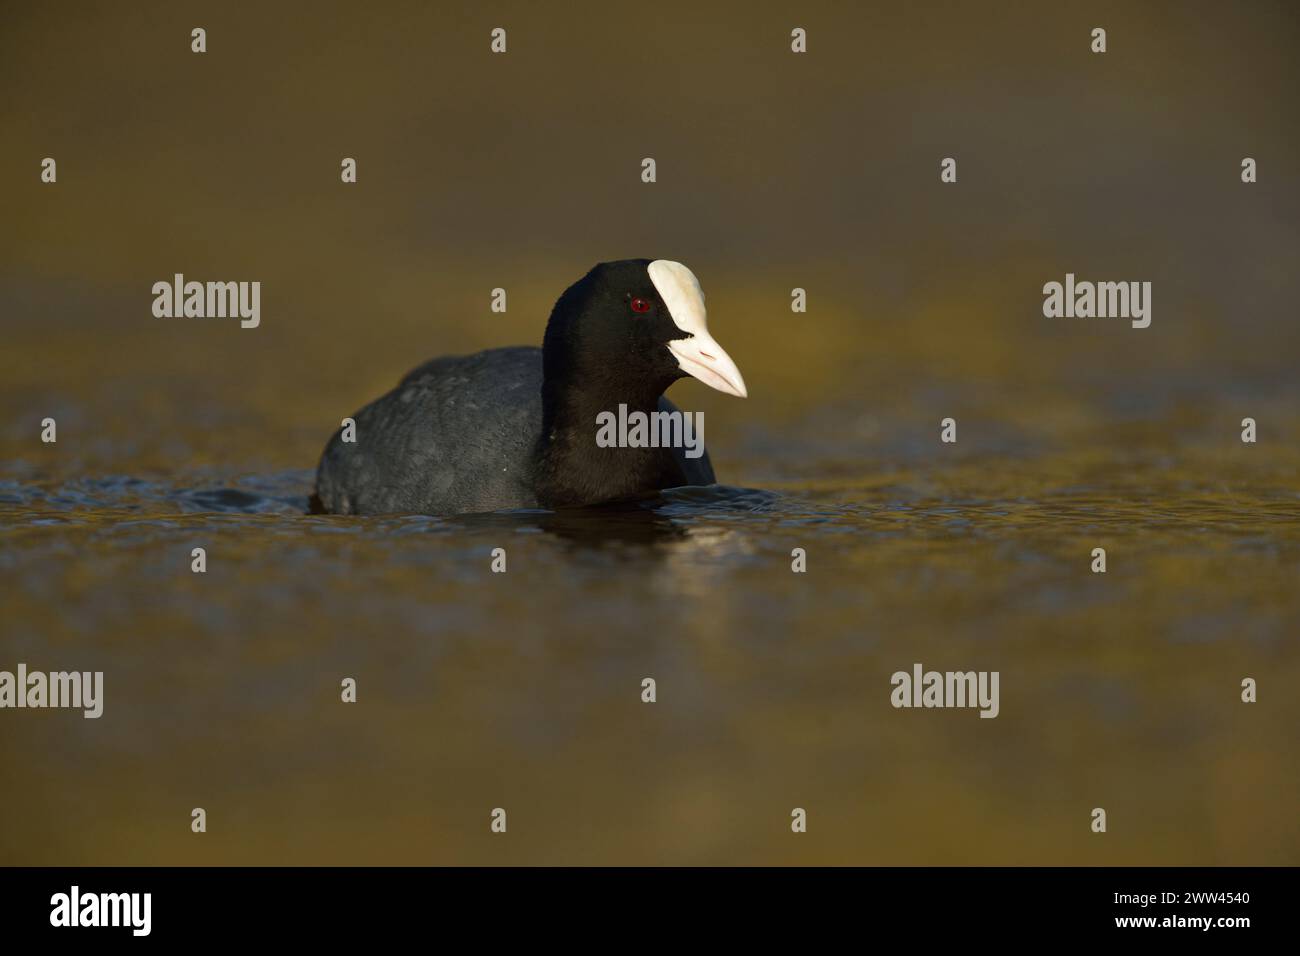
[{"left": 311, "top": 259, "right": 747, "bottom": 515}]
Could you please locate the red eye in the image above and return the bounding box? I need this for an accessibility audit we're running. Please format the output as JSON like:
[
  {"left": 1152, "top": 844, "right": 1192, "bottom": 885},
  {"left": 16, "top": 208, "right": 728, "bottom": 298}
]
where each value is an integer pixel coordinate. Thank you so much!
[{"left": 630, "top": 297, "right": 652, "bottom": 314}]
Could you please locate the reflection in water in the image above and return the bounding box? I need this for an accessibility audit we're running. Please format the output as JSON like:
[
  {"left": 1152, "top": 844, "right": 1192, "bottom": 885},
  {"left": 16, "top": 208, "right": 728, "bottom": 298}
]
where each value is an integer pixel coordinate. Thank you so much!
[
  {"left": 459, "top": 499, "right": 688, "bottom": 551},
  {"left": 457, "top": 486, "right": 787, "bottom": 552}
]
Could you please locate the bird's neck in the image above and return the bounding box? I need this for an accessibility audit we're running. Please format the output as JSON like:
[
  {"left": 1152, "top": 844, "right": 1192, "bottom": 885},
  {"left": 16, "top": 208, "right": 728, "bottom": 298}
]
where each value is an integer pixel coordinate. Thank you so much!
[{"left": 534, "top": 376, "right": 680, "bottom": 507}]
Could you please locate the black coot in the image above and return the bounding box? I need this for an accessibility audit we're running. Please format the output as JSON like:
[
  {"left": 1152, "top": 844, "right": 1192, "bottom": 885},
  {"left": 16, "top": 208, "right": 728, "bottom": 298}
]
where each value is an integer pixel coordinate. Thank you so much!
[{"left": 310, "top": 259, "right": 748, "bottom": 515}]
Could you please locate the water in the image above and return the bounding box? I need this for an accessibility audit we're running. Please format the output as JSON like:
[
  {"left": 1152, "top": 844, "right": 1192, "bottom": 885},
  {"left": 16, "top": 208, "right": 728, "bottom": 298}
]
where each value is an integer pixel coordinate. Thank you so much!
[{"left": 2, "top": 423, "right": 1296, "bottom": 865}]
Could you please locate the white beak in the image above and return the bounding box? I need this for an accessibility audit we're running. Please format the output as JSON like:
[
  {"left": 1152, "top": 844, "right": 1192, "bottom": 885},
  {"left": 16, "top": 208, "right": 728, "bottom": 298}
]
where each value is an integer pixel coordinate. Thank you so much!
[
  {"left": 667, "top": 334, "right": 748, "bottom": 398},
  {"left": 648, "top": 259, "right": 749, "bottom": 399}
]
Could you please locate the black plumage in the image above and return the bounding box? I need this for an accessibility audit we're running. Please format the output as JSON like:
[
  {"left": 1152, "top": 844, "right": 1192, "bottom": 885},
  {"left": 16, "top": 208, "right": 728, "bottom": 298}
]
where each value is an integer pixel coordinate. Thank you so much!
[{"left": 311, "top": 259, "right": 746, "bottom": 516}]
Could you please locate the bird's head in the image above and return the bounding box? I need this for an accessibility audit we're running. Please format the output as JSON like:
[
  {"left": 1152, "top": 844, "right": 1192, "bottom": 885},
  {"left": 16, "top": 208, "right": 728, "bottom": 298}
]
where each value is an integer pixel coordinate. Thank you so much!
[{"left": 543, "top": 258, "right": 748, "bottom": 401}]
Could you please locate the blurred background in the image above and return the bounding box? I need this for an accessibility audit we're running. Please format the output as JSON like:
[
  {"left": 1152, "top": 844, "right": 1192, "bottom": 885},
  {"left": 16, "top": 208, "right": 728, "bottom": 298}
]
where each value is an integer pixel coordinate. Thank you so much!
[{"left": 1, "top": 0, "right": 1297, "bottom": 864}]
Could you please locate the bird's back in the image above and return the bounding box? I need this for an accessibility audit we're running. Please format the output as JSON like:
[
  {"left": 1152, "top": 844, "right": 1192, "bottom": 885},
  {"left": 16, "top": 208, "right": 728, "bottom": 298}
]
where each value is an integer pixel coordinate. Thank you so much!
[
  {"left": 312, "top": 345, "right": 717, "bottom": 515},
  {"left": 314, "top": 347, "right": 545, "bottom": 515}
]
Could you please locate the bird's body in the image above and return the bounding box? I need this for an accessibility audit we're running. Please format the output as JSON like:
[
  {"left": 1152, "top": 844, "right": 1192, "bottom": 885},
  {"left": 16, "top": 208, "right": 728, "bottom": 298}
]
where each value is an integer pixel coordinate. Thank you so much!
[
  {"left": 312, "top": 346, "right": 713, "bottom": 515},
  {"left": 312, "top": 259, "right": 746, "bottom": 516}
]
